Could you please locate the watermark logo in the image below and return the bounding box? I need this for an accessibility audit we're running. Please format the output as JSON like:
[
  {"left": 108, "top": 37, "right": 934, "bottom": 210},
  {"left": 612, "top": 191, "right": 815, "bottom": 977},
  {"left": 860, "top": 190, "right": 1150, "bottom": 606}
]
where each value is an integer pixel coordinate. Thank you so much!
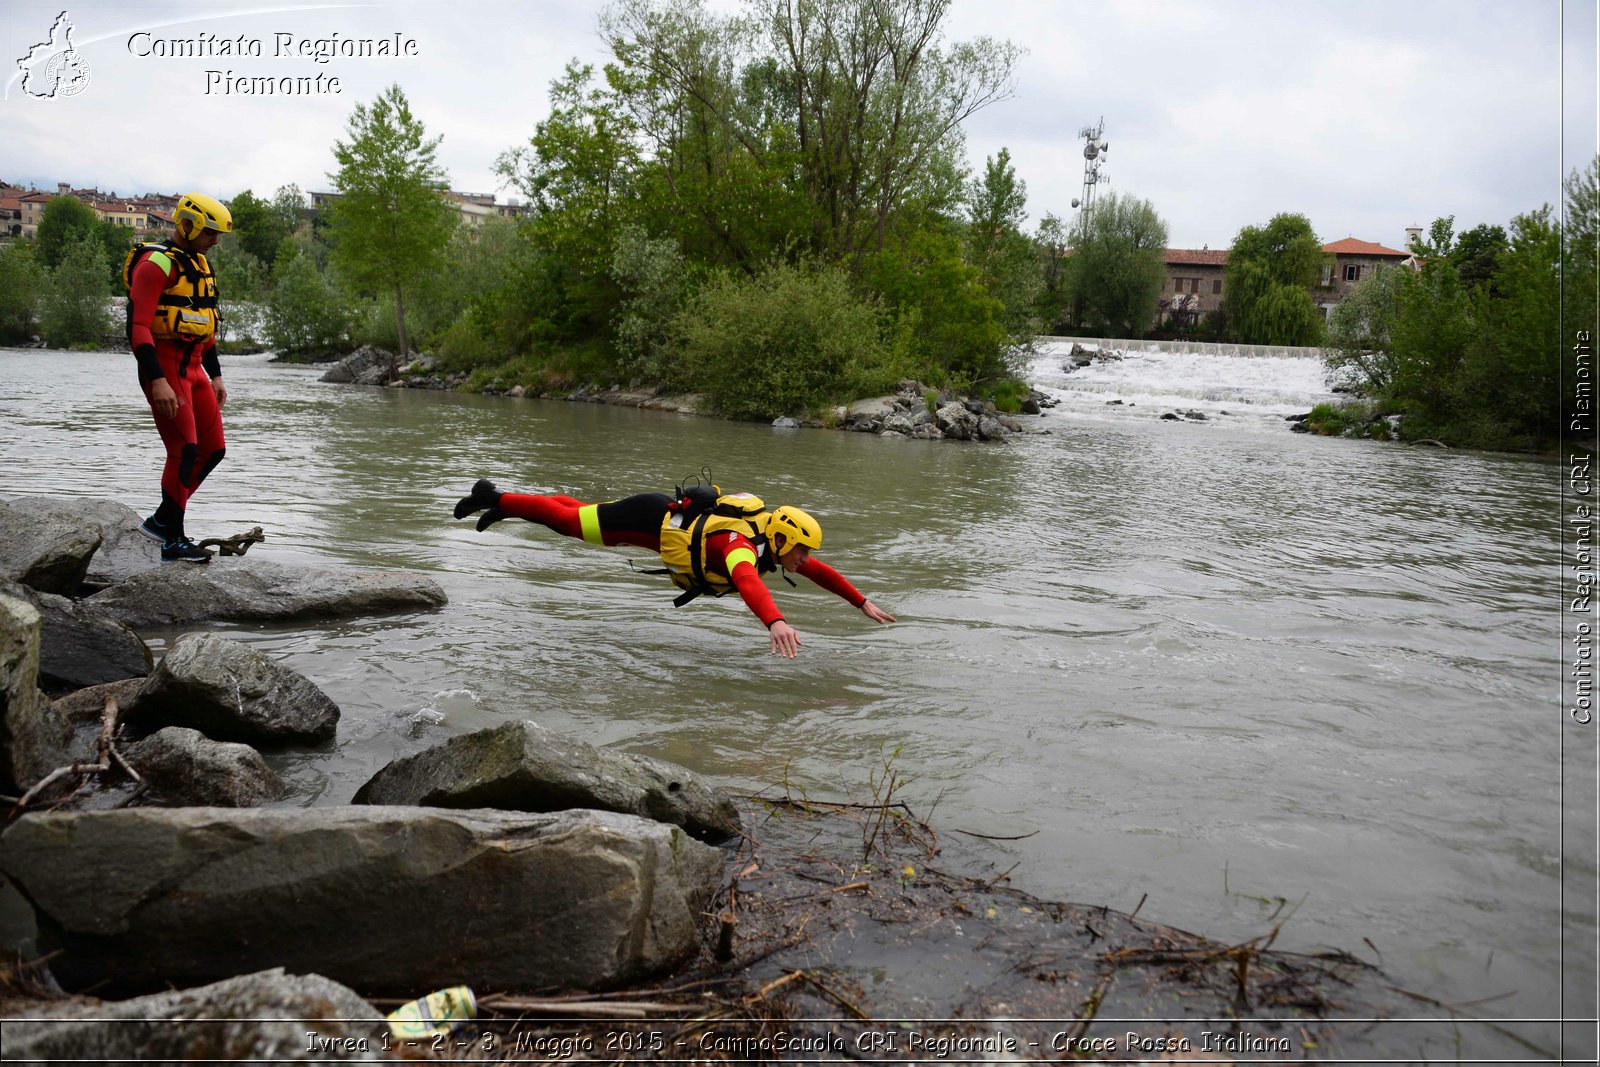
[{"left": 16, "top": 10, "right": 91, "bottom": 99}]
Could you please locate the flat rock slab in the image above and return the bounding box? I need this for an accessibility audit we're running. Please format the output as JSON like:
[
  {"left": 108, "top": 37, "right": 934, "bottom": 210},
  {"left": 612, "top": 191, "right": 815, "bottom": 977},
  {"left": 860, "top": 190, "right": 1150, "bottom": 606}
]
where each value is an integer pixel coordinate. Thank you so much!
[
  {"left": 1, "top": 967, "right": 386, "bottom": 1063},
  {"left": 353, "top": 719, "right": 742, "bottom": 843},
  {"left": 0, "top": 805, "right": 725, "bottom": 996},
  {"left": 130, "top": 632, "right": 339, "bottom": 746},
  {"left": 86, "top": 557, "right": 447, "bottom": 629}
]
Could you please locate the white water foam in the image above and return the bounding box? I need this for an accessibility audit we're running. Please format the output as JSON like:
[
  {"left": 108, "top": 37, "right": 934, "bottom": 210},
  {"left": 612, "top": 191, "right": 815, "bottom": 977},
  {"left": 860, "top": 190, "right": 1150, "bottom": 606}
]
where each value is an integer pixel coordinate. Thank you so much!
[{"left": 1028, "top": 340, "right": 1342, "bottom": 433}]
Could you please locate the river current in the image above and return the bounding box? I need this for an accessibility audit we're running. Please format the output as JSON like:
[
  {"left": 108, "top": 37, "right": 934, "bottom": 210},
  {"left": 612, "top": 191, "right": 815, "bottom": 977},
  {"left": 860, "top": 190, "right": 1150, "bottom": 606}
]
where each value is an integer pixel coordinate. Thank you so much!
[{"left": 0, "top": 342, "right": 1587, "bottom": 1047}]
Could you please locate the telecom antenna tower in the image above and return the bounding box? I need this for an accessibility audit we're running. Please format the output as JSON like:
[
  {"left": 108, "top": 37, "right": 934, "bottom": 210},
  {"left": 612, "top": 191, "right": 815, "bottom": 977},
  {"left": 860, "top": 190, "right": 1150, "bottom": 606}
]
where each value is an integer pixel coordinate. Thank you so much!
[{"left": 1070, "top": 118, "right": 1109, "bottom": 217}]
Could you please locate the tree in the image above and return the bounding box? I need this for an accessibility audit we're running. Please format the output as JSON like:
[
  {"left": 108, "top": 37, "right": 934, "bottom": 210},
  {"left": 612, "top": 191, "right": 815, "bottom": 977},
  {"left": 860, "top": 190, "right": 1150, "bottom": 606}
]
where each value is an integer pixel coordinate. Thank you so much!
[
  {"left": 38, "top": 235, "right": 111, "bottom": 348},
  {"left": 1449, "top": 222, "right": 1508, "bottom": 291},
  {"left": 227, "top": 189, "right": 290, "bottom": 268},
  {"left": 264, "top": 250, "right": 350, "bottom": 356},
  {"left": 0, "top": 242, "right": 42, "bottom": 344},
  {"left": 1566, "top": 157, "right": 1599, "bottom": 357},
  {"left": 327, "top": 83, "right": 457, "bottom": 356},
  {"left": 601, "top": 0, "right": 1019, "bottom": 263},
  {"left": 1324, "top": 265, "right": 1407, "bottom": 392},
  {"left": 1033, "top": 212, "right": 1070, "bottom": 329},
  {"left": 1064, "top": 191, "right": 1169, "bottom": 338},
  {"left": 1224, "top": 213, "right": 1327, "bottom": 346},
  {"left": 35, "top": 196, "right": 101, "bottom": 269},
  {"left": 965, "top": 148, "right": 1040, "bottom": 337}
]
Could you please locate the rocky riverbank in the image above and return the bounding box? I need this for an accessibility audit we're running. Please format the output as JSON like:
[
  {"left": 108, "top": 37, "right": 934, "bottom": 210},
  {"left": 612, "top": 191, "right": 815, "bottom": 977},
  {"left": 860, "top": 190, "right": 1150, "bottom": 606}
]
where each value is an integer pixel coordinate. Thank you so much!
[
  {"left": 0, "top": 499, "right": 1536, "bottom": 1063},
  {"left": 317, "top": 345, "right": 1059, "bottom": 444}
]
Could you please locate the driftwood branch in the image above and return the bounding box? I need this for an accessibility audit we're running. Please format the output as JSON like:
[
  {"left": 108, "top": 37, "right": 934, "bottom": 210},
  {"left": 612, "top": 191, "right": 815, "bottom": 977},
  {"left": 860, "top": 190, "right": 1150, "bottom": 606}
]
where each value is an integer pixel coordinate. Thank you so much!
[{"left": 11, "top": 697, "right": 138, "bottom": 815}]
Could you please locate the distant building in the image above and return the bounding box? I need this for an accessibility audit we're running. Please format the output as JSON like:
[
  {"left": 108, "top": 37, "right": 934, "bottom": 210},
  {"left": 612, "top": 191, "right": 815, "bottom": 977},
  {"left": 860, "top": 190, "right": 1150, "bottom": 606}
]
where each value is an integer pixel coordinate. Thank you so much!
[
  {"left": 1158, "top": 248, "right": 1229, "bottom": 327},
  {"left": 1313, "top": 237, "right": 1413, "bottom": 316},
  {"left": 1155, "top": 233, "right": 1419, "bottom": 327}
]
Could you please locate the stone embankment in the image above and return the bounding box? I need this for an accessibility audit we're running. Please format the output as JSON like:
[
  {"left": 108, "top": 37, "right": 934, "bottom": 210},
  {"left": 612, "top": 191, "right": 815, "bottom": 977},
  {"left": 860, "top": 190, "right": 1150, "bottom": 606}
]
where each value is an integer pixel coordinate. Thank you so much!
[
  {"left": 0, "top": 495, "right": 746, "bottom": 1057},
  {"left": 318, "top": 346, "right": 1059, "bottom": 444}
]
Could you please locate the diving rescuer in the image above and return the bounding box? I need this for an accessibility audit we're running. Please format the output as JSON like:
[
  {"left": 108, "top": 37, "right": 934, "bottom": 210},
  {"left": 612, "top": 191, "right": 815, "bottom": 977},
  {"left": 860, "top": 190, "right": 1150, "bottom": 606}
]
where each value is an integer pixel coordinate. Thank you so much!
[
  {"left": 452, "top": 479, "right": 897, "bottom": 657},
  {"left": 124, "top": 192, "right": 233, "bottom": 563}
]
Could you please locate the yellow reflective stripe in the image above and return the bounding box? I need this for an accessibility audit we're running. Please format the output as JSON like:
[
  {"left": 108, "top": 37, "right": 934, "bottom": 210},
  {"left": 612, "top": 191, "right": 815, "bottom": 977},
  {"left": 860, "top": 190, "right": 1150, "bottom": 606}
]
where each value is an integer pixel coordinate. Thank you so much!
[
  {"left": 724, "top": 546, "right": 758, "bottom": 573},
  {"left": 579, "top": 504, "right": 604, "bottom": 545}
]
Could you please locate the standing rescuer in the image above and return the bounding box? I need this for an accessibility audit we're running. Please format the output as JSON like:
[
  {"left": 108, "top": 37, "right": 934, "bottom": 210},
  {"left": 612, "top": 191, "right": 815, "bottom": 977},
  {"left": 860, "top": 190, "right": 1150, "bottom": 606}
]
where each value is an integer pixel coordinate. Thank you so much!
[
  {"left": 123, "top": 192, "right": 232, "bottom": 563},
  {"left": 453, "top": 479, "right": 897, "bottom": 657}
]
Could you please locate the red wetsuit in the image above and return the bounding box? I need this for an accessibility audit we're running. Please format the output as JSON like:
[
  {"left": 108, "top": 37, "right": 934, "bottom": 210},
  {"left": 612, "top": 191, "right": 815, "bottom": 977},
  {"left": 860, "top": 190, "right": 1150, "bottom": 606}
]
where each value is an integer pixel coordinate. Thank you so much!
[
  {"left": 129, "top": 253, "right": 225, "bottom": 515},
  {"left": 497, "top": 492, "right": 867, "bottom": 628}
]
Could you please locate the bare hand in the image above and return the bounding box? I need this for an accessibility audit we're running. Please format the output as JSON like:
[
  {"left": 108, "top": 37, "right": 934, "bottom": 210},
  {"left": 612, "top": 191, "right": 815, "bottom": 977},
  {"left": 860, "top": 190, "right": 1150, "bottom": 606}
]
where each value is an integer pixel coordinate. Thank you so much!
[
  {"left": 769, "top": 619, "right": 802, "bottom": 658},
  {"left": 213, "top": 379, "right": 228, "bottom": 408},
  {"left": 149, "top": 378, "right": 182, "bottom": 419},
  {"left": 861, "top": 599, "right": 897, "bottom": 624}
]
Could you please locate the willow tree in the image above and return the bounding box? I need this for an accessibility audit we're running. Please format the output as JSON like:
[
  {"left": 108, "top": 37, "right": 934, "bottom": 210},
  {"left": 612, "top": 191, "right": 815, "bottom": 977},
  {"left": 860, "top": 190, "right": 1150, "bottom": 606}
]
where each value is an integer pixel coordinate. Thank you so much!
[
  {"left": 327, "top": 83, "right": 457, "bottom": 356},
  {"left": 1224, "top": 213, "right": 1328, "bottom": 346},
  {"left": 1065, "top": 191, "right": 1169, "bottom": 338}
]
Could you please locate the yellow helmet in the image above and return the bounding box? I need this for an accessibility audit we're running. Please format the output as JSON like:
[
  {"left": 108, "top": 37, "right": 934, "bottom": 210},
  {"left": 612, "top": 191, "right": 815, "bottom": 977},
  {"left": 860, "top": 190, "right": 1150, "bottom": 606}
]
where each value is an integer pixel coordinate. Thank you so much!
[
  {"left": 767, "top": 505, "right": 822, "bottom": 552},
  {"left": 174, "top": 192, "right": 233, "bottom": 240}
]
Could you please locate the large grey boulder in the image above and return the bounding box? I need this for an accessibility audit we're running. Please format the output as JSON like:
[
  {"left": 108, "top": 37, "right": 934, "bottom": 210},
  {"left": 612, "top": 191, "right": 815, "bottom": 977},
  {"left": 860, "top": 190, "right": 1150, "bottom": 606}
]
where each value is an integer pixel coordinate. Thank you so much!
[
  {"left": 1, "top": 967, "right": 386, "bottom": 1063},
  {"left": 0, "top": 499, "right": 103, "bottom": 595},
  {"left": 86, "top": 557, "right": 447, "bottom": 629},
  {"left": 125, "top": 727, "right": 286, "bottom": 807},
  {"left": 0, "top": 594, "right": 70, "bottom": 793},
  {"left": 320, "top": 345, "right": 398, "bottom": 386},
  {"left": 353, "top": 719, "right": 741, "bottom": 843},
  {"left": 130, "top": 633, "right": 339, "bottom": 746},
  {"left": 0, "top": 806, "right": 725, "bottom": 995},
  {"left": 17, "top": 497, "right": 160, "bottom": 584},
  {"left": 935, "top": 401, "right": 980, "bottom": 441},
  {"left": 0, "top": 579, "right": 151, "bottom": 692}
]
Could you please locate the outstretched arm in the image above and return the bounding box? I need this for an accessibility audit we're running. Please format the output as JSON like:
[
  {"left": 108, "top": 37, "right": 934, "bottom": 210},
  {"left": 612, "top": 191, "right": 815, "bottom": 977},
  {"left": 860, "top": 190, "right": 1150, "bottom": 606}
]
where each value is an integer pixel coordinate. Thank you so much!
[
  {"left": 713, "top": 533, "right": 804, "bottom": 657},
  {"left": 795, "top": 557, "right": 897, "bottom": 624}
]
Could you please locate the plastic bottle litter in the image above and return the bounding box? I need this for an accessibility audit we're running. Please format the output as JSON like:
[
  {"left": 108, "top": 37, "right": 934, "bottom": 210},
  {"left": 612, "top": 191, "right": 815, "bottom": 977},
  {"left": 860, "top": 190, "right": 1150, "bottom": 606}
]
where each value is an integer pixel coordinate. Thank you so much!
[{"left": 385, "top": 985, "right": 476, "bottom": 1039}]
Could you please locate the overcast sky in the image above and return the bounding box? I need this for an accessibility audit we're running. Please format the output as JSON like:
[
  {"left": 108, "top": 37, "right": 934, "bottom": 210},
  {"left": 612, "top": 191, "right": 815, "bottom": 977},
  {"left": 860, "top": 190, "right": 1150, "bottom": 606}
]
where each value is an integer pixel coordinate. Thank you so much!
[{"left": 3, "top": 0, "right": 1595, "bottom": 249}]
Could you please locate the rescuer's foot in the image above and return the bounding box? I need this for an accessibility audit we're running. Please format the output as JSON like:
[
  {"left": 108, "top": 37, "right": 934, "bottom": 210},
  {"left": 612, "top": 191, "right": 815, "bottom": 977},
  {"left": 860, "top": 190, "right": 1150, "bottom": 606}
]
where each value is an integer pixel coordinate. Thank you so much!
[
  {"left": 475, "top": 508, "right": 507, "bottom": 532},
  {"left": 138, "top": 513, "right": 171, "bottom": 543},
  {"left": 453, "top": 479, "right": 502, "bottom": 520},
  {"left": 160, "top": 537, "right": 213, "bottom": 564}
]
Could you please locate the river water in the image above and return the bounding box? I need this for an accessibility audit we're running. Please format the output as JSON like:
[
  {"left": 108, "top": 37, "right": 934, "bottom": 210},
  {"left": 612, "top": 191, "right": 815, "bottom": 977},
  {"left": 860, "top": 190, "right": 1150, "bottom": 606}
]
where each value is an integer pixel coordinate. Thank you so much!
[{"left": 0, "top": 343, "right": 1587, "bottom": 1048}]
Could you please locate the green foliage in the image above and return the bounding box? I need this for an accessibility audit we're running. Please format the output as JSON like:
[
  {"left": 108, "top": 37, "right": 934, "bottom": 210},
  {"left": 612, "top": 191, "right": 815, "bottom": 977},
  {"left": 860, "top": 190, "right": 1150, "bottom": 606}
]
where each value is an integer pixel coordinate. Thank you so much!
[
  {"left": 1225, "top": 213, "right": 1327, "bottom": 346},
  {"left": 226, "top": 188, "right": 299, "bottom": 269},
  {"left": 867, "top": 229, "right": 1009, "bottom": 388},
  {"left": 671, "top": 260, "right": 897, "bottom": 419},
  {"left": 35, "top": 196, "right": 101, "bottom": 269},
  {"left": 1033, "top": 212, "right": 1071, "bottom": 330},
  {"left": 0, "top": 242, "right": 42, "bottom": 344},
  {"left": 1320, "top": 197, "right": 1570, "bottom": 451},
  {"left": 38, "top": 236, "right": 112, "bottom": 348},
  {"left": 610, "top": 222, "right": 687, "bottom": 383},
  {"left": 1566, "top": 157, "right": 1599, "bottom": 364},
  {"left": 966, "top": 148, "right": 1041, "bottom": 338},
  {"left": 327, "top": 83, "right": 458, "bottom": 355},
  {"left": 1325, "top": 264, "right": 1407, "bottom": 392},
  {"left": 1305, "top": 401, "right": 1382, "bottom": 438},
  {"left": 263, "top": 252, "right": 350, "bottom": 356},
  {"left": 1064, "top": 190, "right": 1169, "bottom": 337}
]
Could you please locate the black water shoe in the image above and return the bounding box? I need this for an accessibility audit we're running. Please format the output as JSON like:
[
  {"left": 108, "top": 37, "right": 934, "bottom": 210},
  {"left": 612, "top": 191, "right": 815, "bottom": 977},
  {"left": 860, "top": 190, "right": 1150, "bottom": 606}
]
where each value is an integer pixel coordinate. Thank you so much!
[{"left": 453, "top": 479, "right": 503, "bottom": 520}]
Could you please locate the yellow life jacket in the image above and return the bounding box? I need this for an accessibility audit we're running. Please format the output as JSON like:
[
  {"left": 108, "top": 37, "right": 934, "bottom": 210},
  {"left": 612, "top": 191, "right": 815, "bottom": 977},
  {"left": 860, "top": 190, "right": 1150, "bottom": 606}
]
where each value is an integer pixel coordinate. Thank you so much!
[
  {"left": 122, "top": 242, "right": 219, "bottom": 345},
  {"left": 657, "top": 492, "right": 775, "bottom": 606}
]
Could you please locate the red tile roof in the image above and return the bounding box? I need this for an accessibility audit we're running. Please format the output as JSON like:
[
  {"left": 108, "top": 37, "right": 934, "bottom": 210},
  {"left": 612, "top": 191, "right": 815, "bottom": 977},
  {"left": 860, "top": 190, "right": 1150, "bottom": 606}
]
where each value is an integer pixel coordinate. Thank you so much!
[
  {"left": 1165, "top": 248, "right": 1229, "bottom": 266},
  {"left": 1322, "top": 237, "right": 1410, "bottom": 258}
]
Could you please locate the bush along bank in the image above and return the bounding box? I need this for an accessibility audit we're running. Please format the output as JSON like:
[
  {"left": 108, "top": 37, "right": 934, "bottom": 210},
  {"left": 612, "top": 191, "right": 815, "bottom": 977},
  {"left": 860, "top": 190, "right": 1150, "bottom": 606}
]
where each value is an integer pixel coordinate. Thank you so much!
[{"left": 318, "top": 346, "right": 1061, "bottom": 444}]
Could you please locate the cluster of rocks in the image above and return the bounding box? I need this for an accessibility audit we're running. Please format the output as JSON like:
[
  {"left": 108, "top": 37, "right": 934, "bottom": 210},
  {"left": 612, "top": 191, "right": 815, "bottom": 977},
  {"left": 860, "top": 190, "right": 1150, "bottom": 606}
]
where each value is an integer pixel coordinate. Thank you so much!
[
  {"left": 1062, "top": 342, "right": 1124, "bottom": 371},
  {"left": 773, "top": 380, "right": 1052, "bottom": 442},
  {"left": 2, "top": 496, "right": 736, "bottom": 1058},
  {"left": 319, "top": 348, "right": 1055, "bottom": 441}
]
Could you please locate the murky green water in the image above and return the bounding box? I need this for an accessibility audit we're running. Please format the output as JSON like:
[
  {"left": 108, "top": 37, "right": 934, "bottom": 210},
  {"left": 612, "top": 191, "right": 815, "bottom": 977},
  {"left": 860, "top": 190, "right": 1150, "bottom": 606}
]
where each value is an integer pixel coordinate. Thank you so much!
[{"left": 0, "top": 348, "right": 1587, "bottom": 1043}]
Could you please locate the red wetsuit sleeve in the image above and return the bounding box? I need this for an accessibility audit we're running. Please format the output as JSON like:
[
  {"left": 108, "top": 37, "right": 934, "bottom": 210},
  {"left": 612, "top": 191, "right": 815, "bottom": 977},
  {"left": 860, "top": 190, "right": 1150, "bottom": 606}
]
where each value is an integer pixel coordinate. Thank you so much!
[
  {"left": 796, "top": 557, "right": 867, "bottom": 607},
  {"left": 128, "top": 255, "right": 173, "bottom": 354},
  {"left": 708, "top": 532, "right": 784, "bottom": 628}
]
